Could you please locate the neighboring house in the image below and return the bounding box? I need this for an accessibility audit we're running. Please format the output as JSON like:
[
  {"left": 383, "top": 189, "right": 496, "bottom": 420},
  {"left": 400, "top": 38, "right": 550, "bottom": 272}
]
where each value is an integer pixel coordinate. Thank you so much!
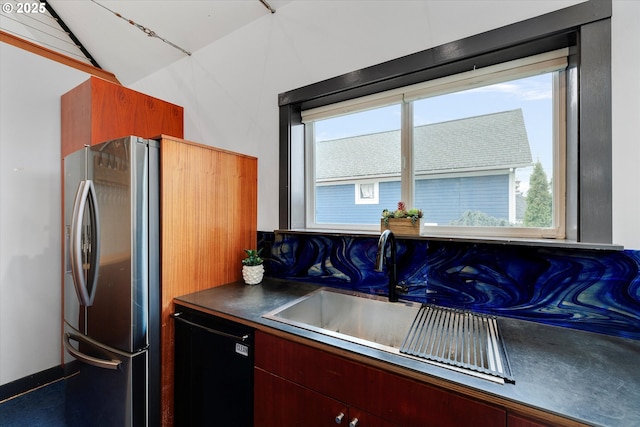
[{"left": 315, "top": 109, "right": 532, "bottom": 225}]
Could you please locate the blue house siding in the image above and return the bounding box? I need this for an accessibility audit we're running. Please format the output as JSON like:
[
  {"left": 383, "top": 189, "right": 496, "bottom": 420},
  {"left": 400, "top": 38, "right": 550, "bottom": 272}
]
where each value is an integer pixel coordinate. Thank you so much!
[
  {"left": 316, "top": 175, "right": 508, "bottom": 225},
  {"left": 316, "top": 181, "right": 400, "bottom": 224},
  {"left": 416, "top": 174, "right": 509, "bottom": 225},
  {"left": 316, "top": 184, "right": 357, "bottom": 223}
]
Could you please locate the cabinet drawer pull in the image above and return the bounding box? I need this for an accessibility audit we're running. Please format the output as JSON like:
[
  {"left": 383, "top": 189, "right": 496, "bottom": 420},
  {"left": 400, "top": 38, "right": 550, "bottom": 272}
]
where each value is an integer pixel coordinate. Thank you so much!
[
  {"left": 349, "top": 418, "right": 359, "bottom": 427},
  {"left": 335, "top": 412, "right": 345, "bottom": 424}
]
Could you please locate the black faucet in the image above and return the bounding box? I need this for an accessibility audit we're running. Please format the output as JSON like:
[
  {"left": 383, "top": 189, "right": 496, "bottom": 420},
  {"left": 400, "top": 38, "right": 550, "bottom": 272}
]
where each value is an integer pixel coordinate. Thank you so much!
[{"left": 375, "top": 229, "right": 401, "bottom": 302}]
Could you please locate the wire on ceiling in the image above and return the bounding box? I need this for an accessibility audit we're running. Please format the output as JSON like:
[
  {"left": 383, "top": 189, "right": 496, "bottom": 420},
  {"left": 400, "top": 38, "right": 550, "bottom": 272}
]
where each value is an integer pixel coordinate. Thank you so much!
[
  {"left": 259, "top": 0, "right": 276, "bottom": 14},
  {"left": 45, "top": 1, "right": 102, "bottom": 67},
  {"left": 90, "top": 0, "right": 192, "bottom": 56},
  {"left": 0, "top": 0, "right": 99, "bottom": 66}
]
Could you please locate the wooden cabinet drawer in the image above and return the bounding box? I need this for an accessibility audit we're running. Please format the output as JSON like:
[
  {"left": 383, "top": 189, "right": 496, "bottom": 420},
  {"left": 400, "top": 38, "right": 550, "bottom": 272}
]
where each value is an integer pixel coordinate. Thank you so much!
[
  {"left": 255, "top": 368, "right": 346, "bottom": 427},
  {"left": 255, "top": 368, "right": 397, "bottom": 427}
]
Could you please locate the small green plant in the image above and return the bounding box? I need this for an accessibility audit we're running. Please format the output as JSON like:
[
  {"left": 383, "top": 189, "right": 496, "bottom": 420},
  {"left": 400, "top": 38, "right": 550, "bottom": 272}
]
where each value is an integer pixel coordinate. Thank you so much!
[
  {"left": 242, "top": 249, "right": 264, "bottom": 266},
  {"left": 382, "top": 201, "right": 423, "bottom": 225}
]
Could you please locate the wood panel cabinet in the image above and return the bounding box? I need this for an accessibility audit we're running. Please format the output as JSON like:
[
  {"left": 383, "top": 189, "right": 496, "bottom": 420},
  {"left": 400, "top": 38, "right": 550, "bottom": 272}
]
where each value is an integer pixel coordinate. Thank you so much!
[
  {"left": 255, "top": 368, "right": 395, "bottom": 427},
  {"left": 61, "top": 76, "right": 183, "bottom": 158},
  {"left": 160, "top": 136, "right": 257, "bottom": 426},
  {"left": 255, "top": 331, "right": 506, "bottom": 427}
]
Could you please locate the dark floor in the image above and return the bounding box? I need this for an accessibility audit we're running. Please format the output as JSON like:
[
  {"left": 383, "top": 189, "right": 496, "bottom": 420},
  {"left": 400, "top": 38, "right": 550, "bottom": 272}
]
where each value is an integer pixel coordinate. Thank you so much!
[{"left": 0, "top": 379, "right": 66, "bottom": 427}]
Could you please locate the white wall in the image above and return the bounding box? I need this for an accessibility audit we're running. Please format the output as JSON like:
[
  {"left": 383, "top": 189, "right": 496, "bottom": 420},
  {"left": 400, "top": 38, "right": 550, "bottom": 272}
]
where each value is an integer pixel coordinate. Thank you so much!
[
  {"left": 0, "top": 43, "right": 90, "bottom": 384},
  {"left": 611, "top": 0, "right": 640, "bottom": 249},
  {"left": 0, "top": 0, "right": 638, "bottom": 388}
]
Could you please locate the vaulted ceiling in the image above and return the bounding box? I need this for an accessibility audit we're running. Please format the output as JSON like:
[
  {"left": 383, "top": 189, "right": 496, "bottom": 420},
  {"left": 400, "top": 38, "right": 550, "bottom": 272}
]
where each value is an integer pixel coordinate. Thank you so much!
[{"left": 1, "top": 0, "right": 289, "bottom": 85}]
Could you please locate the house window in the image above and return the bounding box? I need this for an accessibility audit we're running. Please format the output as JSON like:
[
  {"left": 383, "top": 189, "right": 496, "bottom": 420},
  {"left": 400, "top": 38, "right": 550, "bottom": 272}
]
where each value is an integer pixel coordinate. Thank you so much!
[
  {"left": 356, "top": 182, "right": 379, "bottom": 204},
  {"left": 303, "top": 50, "right": 567, "bottom": 238}
]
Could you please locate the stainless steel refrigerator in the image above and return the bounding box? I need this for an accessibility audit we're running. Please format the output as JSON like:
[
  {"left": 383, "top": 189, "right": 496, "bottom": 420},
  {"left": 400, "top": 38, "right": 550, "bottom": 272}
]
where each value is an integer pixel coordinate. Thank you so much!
[{"left": 62, "top": 136, "right": 160, "bottom": 427}]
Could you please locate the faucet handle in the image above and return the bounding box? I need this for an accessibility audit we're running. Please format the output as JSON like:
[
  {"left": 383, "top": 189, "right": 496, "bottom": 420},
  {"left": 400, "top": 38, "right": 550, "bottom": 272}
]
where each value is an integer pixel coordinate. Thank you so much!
[{"left": 396, "top": 281, "right": 409, "bottom": 294}]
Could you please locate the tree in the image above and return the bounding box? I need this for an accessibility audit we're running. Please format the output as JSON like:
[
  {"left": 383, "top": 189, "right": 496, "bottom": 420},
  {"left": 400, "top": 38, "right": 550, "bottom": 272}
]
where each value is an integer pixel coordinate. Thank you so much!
[
  {"left": 523, "top": 161, "right": 552, "bottom": 227},
  {"left": 450, "top": 210, "right": 510, "bottom": 226}
]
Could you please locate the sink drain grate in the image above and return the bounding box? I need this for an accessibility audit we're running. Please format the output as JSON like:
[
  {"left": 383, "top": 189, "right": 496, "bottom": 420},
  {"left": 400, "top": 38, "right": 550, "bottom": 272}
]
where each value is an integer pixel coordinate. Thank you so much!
[{"left": 400, "top": 305, "right": 514, "bottom": 383}]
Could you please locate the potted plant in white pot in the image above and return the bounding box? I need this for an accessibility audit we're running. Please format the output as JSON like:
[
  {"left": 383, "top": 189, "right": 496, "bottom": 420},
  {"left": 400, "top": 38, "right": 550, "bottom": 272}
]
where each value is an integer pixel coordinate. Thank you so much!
[{"left": 241, "top": 248, "right": 264, "bottom": 285}]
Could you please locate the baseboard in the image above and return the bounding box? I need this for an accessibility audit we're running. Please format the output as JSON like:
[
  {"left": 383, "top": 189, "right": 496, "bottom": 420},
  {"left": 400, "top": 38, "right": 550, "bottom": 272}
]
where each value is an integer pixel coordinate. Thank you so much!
[{"left": 0, "top": 365, "right": 65, "bottom": 403}]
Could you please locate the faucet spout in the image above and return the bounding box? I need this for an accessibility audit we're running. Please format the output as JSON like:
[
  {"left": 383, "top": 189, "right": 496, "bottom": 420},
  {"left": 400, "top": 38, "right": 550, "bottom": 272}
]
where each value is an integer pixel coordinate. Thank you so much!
[{"left": 375, "top": 229, "right": 399, "bottom": 302}]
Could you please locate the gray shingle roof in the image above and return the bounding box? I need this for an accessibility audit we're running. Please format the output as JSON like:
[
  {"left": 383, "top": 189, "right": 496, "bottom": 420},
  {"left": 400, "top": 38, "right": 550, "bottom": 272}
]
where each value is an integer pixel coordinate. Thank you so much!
[{"left": 316, "top": 109, "right": 532, "bottom": 180}]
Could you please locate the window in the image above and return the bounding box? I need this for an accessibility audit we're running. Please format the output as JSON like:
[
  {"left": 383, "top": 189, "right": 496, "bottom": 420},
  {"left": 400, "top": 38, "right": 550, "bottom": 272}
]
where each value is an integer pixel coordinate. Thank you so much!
[
  {"left": 279, "top": 0, "right": 612, "bottom": 243},
  {"left": 303, "top": 50, "right": 567, "bottom": 239},
  {"left": 308, "top": 104, "right": 401, "bottom": 225},
  {"left": 355, "top": 182, "right": 379, "bottom": 205}
]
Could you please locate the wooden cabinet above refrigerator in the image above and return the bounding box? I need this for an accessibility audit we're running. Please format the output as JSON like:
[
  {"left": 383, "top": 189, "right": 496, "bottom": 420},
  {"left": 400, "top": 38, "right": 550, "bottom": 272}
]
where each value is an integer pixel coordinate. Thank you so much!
[{"left": 61, "top": 76, "right": 183, "bottom": 158}]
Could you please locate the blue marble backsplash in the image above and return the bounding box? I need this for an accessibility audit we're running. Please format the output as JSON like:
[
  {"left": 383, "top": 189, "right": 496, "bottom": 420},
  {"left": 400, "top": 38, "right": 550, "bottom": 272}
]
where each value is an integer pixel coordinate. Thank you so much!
[{"left": 258, "top": 231, "right": 640, "bottom": 340}]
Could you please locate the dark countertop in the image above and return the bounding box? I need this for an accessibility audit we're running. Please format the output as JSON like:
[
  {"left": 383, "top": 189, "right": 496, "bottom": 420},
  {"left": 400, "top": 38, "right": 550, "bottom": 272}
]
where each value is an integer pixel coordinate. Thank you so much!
[{"left": 174, "top": 278, "right": 640, "bottom": 427}]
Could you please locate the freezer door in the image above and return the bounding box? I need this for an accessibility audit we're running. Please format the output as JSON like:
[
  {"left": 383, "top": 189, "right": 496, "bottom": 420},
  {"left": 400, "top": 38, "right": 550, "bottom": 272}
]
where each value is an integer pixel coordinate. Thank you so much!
[{"left": 64, "top": 324, "right": 147, "bottom": 427}]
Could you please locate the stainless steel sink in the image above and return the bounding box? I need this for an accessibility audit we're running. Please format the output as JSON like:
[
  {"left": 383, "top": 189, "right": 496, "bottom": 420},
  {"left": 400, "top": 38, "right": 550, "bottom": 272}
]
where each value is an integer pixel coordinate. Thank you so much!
[
  {"left": 262, "top": 287, "right": 420, "bottom": 351},
  {"left": 262, "top": 287, "right": 513, "bottom": 384}
]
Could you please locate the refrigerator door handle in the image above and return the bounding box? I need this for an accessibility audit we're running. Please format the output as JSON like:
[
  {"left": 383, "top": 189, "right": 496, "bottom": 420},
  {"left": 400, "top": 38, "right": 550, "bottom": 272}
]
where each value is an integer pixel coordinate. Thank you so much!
[
  {"left": 70, "top": 179, "right": 101, "bottom": 307},
  {"left": 64, "top": 332, "right": 121, "bottom": 370},
  {"left": 171, "top": 313, "right": 250, "bottom": 342}
]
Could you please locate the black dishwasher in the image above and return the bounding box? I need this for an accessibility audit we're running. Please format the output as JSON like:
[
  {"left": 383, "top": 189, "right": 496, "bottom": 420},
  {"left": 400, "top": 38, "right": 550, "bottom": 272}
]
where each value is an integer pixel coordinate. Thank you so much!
[{"left": 173, "top": 305, "right": 254, "bottom": 427}]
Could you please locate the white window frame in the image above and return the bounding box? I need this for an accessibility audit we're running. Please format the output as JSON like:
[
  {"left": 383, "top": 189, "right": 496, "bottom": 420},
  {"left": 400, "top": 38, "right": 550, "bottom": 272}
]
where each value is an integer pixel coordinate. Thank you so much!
[
  {"left": 302, "top": 49, "right": 568, "bottom": 239},
  {"left": 355, "top": 182, "right": 379, "bottom": 205}
]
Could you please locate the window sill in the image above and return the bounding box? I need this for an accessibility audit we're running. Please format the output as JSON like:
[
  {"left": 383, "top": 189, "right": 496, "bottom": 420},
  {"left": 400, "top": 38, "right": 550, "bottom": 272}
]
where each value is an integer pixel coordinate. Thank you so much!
[{"left": 275, "top": 229, "right": 624, "bottom": 251}]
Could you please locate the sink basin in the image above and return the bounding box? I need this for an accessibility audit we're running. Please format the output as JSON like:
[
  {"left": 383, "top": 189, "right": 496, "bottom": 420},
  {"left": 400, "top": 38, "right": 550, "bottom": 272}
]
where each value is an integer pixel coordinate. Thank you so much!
[
  {"left": 262, "top": 287, "right": 420, "bottom": 351},
  {"left": 262, "top": 287, "right": 514, "bottom": 384}
]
